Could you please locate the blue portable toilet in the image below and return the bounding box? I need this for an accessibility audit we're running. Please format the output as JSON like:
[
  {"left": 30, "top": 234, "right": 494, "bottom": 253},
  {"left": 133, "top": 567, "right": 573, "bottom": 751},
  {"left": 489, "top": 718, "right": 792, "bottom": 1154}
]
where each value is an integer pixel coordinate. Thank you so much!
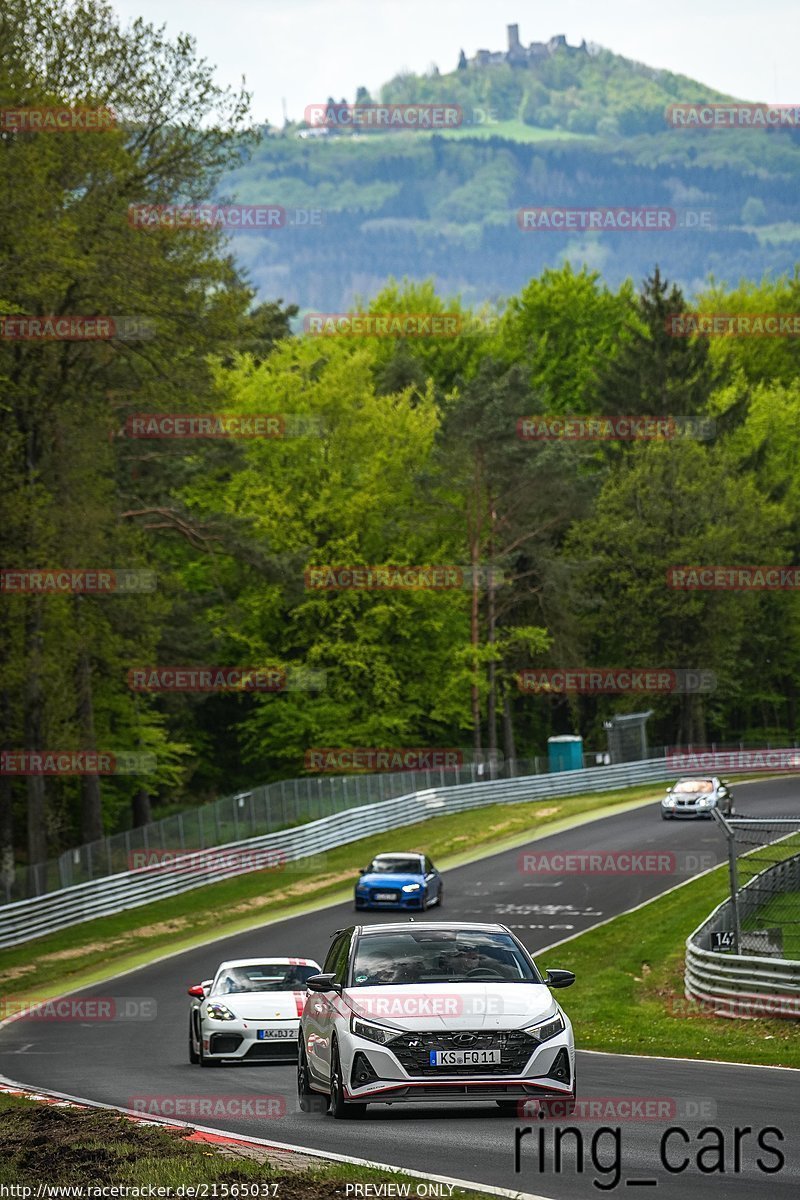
[{"left": 548, "top": 735, "right": 583, "bottom": 772}]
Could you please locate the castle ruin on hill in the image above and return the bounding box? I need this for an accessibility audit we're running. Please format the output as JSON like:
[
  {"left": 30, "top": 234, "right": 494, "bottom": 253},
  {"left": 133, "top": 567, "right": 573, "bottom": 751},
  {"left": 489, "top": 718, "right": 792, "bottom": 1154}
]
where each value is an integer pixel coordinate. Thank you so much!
[{"left": 460, "top": 24, "right": 594, "bottom": 69}]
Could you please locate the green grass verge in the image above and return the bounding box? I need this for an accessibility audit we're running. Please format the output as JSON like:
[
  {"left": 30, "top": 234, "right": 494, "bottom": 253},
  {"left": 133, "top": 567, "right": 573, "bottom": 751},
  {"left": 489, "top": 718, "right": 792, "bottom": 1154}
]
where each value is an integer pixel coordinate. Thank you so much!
[
  {"left": 0, "top": 1092, "right": 493, "bottom": 1196},
  {"left": 1, "top": 785, "right": 661, "bottom": 1003},
  {"left": 552, "top": 862, "right": 800, "bottom": 1068}
]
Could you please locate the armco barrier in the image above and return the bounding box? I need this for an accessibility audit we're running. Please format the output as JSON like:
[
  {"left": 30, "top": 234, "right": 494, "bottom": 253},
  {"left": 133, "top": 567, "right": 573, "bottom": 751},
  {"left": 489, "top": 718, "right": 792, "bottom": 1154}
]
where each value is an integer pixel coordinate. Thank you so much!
[
  {"left": 685, "top": 852, "right": 800, "bottom": 1018},
  {"left": 0, "top": 757, "right": 671, "bottom": 949}
]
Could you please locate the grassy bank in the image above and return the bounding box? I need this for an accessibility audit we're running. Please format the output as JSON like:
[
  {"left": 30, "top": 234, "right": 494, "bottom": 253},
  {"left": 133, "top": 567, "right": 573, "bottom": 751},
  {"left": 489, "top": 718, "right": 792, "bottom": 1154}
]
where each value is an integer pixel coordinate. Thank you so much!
[
  {"left": 0, "top": 1092, "right": 492, "bottom": 1197},
  {"left": 552, "top": 862, "right": 800, "bottom": 1068},
  {"left": 1, "top": 785, "right": 660, "bottom": 1003}
]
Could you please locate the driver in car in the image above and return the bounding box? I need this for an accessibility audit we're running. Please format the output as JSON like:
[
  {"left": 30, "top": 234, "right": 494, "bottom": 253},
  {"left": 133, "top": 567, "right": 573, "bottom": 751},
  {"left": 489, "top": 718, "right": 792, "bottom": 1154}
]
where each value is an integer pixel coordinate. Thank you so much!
[{"left": 447, "top": 945, "right": 484, "bottom": 976}]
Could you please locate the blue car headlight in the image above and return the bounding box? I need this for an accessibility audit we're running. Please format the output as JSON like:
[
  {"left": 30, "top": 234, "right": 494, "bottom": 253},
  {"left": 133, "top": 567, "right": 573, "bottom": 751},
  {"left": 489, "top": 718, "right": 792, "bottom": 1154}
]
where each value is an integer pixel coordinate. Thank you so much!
[{"left": 402, "top": 882, "right": 422, "bottom": 892}]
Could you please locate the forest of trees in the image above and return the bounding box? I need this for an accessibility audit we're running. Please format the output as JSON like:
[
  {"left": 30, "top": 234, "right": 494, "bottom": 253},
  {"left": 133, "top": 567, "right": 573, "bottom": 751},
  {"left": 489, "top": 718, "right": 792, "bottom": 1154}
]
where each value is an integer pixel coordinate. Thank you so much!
[{"left": 3, "top": 0, "right": 800, "bottom": 879}]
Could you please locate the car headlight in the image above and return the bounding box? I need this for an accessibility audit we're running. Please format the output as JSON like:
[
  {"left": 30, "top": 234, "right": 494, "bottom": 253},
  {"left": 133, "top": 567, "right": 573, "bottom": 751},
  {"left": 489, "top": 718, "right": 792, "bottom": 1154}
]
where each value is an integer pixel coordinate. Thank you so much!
[
  {"left": 696, "top": 797, "right": 710, "bottom": 806},
  {"left": 402, "top": 883, "right": 422, "bottom": 892},
  {"left": 205, "top": 1002, "right": 237, "bottom": 1021},
  {"left": 523, "top": 1011, "right": 565, "bottom": 1043},
  {"left": 350, "top": 1015, "right": 402, "bottom": 1044},
  {"left": 663, "top": 798, "right": 676, "bottom": 807}
]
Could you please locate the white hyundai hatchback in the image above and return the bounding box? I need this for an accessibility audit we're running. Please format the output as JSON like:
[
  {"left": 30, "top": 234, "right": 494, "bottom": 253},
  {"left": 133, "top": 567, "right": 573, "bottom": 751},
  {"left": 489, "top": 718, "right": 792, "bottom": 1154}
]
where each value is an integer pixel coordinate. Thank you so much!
[
  {"left": 297, "top": 922, "right": 576, "bottom": 1118},
  {"left": 188, "top": 957, "right": 321, "bottom": 1066}
]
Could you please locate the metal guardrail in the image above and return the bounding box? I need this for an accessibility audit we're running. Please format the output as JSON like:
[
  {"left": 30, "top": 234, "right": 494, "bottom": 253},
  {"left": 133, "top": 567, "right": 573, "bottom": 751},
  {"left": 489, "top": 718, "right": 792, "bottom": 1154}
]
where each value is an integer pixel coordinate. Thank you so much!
[
  {"left": 0, "top": 755, "right": 672, "bottom": 949},
  {"left": 685, "top": 852, "right": 800, "bottom": 1018},
  {"left": 6, "top": 755, "right": 562, "bottom": 903},
  {"left": 10, "top": 738, "right": 793, "bottom": 903}
]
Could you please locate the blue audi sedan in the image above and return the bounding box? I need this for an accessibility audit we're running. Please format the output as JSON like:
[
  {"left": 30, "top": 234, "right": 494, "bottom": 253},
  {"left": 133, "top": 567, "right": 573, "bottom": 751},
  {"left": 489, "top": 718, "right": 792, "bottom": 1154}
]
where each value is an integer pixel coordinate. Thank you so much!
[{"left": 354, "top": 852, "right": 443, "bottom": 911}]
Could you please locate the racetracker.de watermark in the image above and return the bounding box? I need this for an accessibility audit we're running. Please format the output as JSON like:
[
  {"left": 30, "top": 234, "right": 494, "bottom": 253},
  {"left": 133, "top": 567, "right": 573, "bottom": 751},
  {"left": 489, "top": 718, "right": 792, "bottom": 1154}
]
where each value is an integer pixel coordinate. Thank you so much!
[
  {"left": 666, "top": 103, "right": 800, "bottom": 128},
  {"left": 126, "top": 665, "right": 325, "bottom": 692},
  {"left": 347, "top": 993, "right": 505, "bottom": 1018},
  {"left": 1, "top": 997, "right": 156, "bottom": 1021},
  {"left": 123, "top": 414, "right": 321, "bottom": 439},
  {"left": 128, "top": 204, "right": 325, "bottom": 230},
  {"left": 519, "top": 850, "right": 717, "bottom": 875},
  {"left": 128, "top": 848, "right": 287, "bottom": 872},
  {"left": 0, "top": 569, "right": 156, "bottom": 594},
  {"left": 305, "top": 103, "right": 462, "bottom": 129},
  {"left": 303, "top": 313, "right": 462, "bottom": 337},
  {"left": 516, "top": 668, "right": 716, "bottom": 693},
  {"left": 517, "top": 207, "right": 713, "bottom": 231},
  {"left": 667, "top": 994, "right": 800, "bottom": 1018},
  {"left": 0, "top": 751, "right": 156, "bottom": 776},
  {"left": 667, "top": 566, "right": 800, "bottom": 590},
  {"left": 516, "top": 415, "right": 715, "bottom": 441},
  {"left": 304, "top": 565, "right": 504, "bottom": 590},
  {"left": 516, "top": 1095, "right": 718, "bottom": 1122},
  {"left": 304, "top": 747, "right": 468, "bottom": 772},
  {"left": 666, "top": 747, "right": 800, "bottom": 774},
  {"left": 128, "top": 1095, "right": 285, "bottom": 1119},
  {"left": 666, "top": 313, "right": 800, "bottom": 337},
  {"left": 0, "top": 106, "right": 116, "bottom": 132},
  {"left": 0, "top": 315, "right": 155, "bottom": 341}
]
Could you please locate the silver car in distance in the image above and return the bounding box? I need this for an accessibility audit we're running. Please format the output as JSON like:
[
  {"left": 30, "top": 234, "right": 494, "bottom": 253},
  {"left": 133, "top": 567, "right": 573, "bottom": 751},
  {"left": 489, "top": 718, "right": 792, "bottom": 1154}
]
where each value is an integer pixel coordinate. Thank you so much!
[
  {"left": 297, "top": 922, "right": 575, "bottom": 1118},
  {"left": 661, "top": 776, "right": 734, "bottom": 820}
]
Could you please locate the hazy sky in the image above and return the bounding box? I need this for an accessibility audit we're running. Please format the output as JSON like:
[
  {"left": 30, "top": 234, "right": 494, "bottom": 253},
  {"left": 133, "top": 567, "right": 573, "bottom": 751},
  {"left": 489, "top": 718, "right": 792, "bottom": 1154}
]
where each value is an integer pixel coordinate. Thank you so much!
[{"left": 109, "top": 0, "right": 798, "bottom": 125}]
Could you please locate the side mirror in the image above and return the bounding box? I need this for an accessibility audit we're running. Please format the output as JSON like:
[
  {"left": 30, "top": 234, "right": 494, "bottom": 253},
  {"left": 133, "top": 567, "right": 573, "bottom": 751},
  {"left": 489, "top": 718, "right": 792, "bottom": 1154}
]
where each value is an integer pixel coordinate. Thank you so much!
[
  {"left": 187, "top": 984, "right": 205, "bottom": 998},
  {"left": 359, "top": 867, "right": 367, "bottom": 875},
  {"left": 665, "top": 787, "right": 672, "bottom": 793},
  {"left": 305, "top": 973, "right": 341, "bottom": 993},
  {"left": 545, "top": 969, "right": 575, "bottom": 989},
  {"left": 201, "top": 979, "right": 213, "bottom": 991}
]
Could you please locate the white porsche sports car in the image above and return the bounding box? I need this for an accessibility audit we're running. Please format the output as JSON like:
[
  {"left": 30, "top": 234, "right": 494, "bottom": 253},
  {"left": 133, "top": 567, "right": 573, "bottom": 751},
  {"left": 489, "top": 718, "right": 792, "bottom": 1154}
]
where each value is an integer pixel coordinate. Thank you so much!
[
  {"left": 188, "top": 957, "right": 321, "bottom": 1066},
  {"left": 297, "top": 922, "right": 575, "bottom": 1118}
]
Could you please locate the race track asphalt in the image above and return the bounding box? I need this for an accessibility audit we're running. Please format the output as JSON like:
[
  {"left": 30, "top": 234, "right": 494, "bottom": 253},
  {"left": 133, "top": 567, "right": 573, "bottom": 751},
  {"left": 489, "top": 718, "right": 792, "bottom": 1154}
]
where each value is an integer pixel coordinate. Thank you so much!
[{"left": 2, "top": 778, "right": 799, "bottom": 1198}]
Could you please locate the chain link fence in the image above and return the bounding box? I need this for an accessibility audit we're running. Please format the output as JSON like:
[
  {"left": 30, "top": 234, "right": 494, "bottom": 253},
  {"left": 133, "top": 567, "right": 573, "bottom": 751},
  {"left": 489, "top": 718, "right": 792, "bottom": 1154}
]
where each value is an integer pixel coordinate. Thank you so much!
[
  {"left": 2, "top": 755, "right": 541, "bottom": 903},
  {"left": 5, "top": 738, "right": 798, "bottom": 905},
  {"left": 711, "top": 812, "right": 800, "bottom": 960}
]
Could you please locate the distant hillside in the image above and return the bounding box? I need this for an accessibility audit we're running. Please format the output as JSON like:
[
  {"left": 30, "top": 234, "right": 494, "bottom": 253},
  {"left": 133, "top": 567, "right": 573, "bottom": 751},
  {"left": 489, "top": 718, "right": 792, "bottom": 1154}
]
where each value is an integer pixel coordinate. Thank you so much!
[
  {"left": 219, "top": 28, "right": 800, "bottom": 310},
  {"left": 379, "top": 25, "right": 731, "bottom": 137}
]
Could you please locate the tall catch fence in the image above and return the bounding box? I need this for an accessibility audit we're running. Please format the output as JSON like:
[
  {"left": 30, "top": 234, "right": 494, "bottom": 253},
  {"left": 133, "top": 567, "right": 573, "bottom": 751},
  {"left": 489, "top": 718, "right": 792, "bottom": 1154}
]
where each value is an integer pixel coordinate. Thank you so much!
[
  {"left": 4, "top": 739, "right": 798, "bottom": 904},
  {"left": 716, "top": 814, "right": 800, "bottom": 960},
  {"left": 684, "top": 812, "right": 800, "bottom": 1018},
  {"left": 1, "top": 748, "right": 639, "bottom": 903},
  {"left": 0, "top": 755, "right": 678, "bottom": 947}
]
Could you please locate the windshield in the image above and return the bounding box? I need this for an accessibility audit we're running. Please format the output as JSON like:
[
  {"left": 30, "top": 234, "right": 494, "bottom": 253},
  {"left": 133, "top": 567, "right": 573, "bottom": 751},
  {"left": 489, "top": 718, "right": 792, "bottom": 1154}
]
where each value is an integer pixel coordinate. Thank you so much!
[
  {"left": 673, "top": 779, "right": 713, "bottom": 794},
  {"left": 367, "top": 857, "right": 423, "bottom": 874},
  {"left": 214, "top": 963, "right": 317, "bottom": 993},
  {"left": 350, "top": 930, "right": 539, "bottom": 986}
]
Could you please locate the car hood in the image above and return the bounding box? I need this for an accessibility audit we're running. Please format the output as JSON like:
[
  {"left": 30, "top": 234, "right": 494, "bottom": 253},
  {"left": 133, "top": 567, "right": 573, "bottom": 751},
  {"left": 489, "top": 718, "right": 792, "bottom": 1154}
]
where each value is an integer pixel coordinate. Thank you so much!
[
  {"left": 340, "top": 982, "right": 560, "bottom": 1030},
  {"left": 671, "top": 792, "right": 713, "bottom": 801},
  {"left": 206, "top": 991, "right": 305, "bottom": 1021},
  {"left": 358, "top": 872, "right": 424, "bottom": 887}
]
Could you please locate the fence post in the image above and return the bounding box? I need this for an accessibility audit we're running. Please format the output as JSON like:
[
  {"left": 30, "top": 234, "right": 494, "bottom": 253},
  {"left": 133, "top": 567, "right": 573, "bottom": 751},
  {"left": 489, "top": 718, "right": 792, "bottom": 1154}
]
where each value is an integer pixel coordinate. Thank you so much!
[{"left": 713, "top": 810, "right": 741, "bottom": 953}]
